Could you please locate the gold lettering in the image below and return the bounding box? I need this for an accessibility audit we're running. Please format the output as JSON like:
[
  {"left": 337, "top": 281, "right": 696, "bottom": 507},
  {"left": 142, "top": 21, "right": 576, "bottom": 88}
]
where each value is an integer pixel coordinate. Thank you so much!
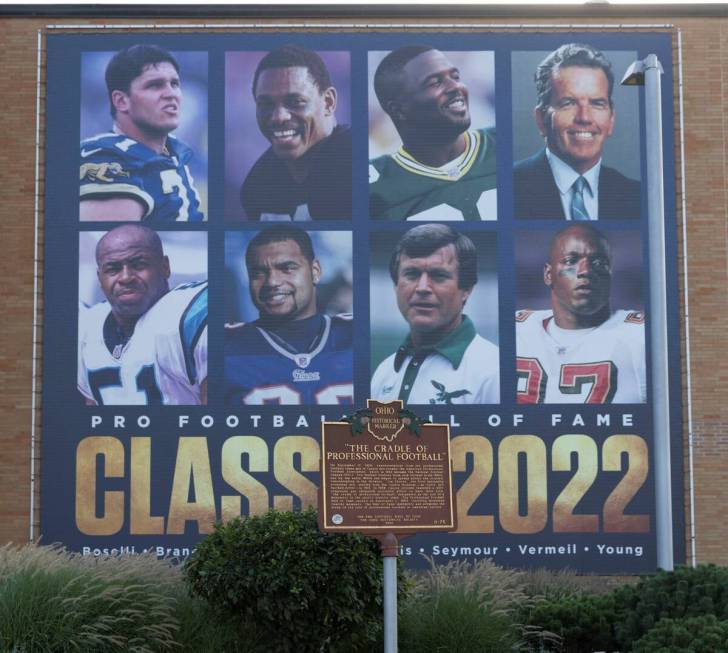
[
  {"left": 452, "top": 435, "right": 494, "bottom": 533},
  {"left": 552, "top": 434, "right": 599, "bottom": 533},
  {"left": 499, "top": 435, "right": 547, "bottom": 534},
  {"left": 130, "top": 437, "right": 164, "bottom": 535},
  {"left": 167, "top": 437, "right": 216, "bottom": 535},
  {"left": 273, "top": 436, "right": 319, "bottom": 511},
  {"left": 221, "top": 436, "right": 269, "bottom": 520},
  {"left": 76, "top": 436, "right": 124, "bottom": 536}
]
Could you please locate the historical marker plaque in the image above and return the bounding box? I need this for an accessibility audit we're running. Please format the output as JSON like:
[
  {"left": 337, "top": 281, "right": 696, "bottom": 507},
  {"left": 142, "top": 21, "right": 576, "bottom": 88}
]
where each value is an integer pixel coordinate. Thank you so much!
[{"left": 320, "top": 400, "right": 456, "bottom": 533}]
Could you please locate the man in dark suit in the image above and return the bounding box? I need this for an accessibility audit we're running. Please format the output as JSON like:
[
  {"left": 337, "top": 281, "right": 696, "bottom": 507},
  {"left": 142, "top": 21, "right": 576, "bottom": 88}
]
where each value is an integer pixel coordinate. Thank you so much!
[{"left": 514, "top": 43, "right": 641, "bottom": 221}]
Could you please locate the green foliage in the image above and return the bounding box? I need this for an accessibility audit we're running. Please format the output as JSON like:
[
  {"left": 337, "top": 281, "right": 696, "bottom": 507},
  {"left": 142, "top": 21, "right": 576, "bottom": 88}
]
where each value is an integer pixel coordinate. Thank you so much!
[
  {"left": 340, "top": 408, "right": 373, "bottom": 435},
  {"left": 522, "top": 564, "right": 728, "bottom": 652},
  {"left": 184, "top": 507, "right": 402, "bottom": 653},
  {"left": 401, "top": 585, "right": 516, "bottom": 652},
  {"left": 0, "top": 542, "right": 271, "bottom": 653},
  {"left": 0, "top": 543, "right": 181, "bottom": 653},
  {"left": 8, "top": 538, "right": 728, "bottom": 653},
  {"left": 524, "top": 592, "right": 618, "bottom": 653},
  {"left": 174, "top": 594, "right": 263, "bottom": 652},
  {"left": 612, "top": 564, "right": 728, "bottom": 648},
  {"left": 631, "top": 615, "right": 728, "bottom": 653},
  {"left": 520, "top": 567, "right": 625, "bottom": 601},
  {"left": 400, "top": 557, "right": 551, "bottom": 653}
]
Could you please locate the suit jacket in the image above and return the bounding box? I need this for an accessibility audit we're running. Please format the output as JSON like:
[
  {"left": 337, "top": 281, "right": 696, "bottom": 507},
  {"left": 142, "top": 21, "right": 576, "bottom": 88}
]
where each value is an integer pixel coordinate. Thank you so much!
[{"left": 513, "top": 149, "right": 641, "bottom": 220}]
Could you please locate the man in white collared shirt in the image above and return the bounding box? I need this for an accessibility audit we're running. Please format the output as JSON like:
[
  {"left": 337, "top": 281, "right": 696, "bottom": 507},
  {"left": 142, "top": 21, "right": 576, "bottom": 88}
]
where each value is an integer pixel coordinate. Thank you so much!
[
  {"left": 371, "top": 224, "right": 500, "bottom": 405},
  {"left": 513, "top": 43, "right": 640, "bottom": 221}
]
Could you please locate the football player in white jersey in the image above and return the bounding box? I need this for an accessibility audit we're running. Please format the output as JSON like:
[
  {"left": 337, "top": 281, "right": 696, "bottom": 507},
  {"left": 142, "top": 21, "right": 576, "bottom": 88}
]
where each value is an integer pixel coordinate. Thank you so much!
[
  {"left": 371, "top": 224, "right": 500, "bottom": 405},
  {"left": 516, "top": 223, "right": 645, "bottom": 404},
  {"left": 78, "top": 224, "right": 207, "bottom": 405}
]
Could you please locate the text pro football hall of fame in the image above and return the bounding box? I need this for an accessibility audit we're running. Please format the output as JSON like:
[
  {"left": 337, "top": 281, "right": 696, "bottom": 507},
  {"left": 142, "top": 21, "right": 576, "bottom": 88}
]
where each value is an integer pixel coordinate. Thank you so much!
[{"left": 41, "top": 30, "right": 683, "bottom": 572}]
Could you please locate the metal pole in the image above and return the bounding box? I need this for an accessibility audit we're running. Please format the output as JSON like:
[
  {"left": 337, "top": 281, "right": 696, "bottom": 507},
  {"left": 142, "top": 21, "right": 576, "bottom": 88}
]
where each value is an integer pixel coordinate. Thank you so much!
[
  {"left": 644, "top": 54, "right": 674, "bottom": 571},
  {"left": 383, "top": 556, "right": 397, "bottom": 653},
  {"left": 380, "top": 533, "right": 398, "bottom": 653}
]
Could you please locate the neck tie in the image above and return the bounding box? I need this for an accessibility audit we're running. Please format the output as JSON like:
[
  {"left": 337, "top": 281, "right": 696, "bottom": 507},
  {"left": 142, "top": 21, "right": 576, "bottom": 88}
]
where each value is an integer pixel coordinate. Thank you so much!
[{"left": 570, "top": 176, "right": 590, "bottom": 221}]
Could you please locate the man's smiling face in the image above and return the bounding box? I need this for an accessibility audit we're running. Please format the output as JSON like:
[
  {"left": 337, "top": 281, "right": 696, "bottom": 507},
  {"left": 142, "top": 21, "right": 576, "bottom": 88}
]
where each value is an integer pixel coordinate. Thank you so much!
[
  {"left": 247, "top": 238, "right": 320, "bottom": 322},
  {"left": 395, "top": 49, "right": 471, "bottom": 137},
  {"left": 536, "top": 65, "right": 615, "bottom": 174},
  {"left": 254, "top": 66, "right": 335, "bottom": 161}
]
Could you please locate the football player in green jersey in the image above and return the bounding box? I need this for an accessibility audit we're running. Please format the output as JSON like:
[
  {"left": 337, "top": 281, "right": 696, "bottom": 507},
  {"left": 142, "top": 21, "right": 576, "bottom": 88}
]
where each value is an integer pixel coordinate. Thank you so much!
[{"left": 369, "top": 46, "right": 497, "bottom": 221}]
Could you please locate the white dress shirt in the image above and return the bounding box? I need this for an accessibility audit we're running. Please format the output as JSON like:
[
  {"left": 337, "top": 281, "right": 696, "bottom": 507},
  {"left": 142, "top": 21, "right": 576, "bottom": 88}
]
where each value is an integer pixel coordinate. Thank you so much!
[{"left": 545, "top": 148, "right": 601, "bottom": 220}]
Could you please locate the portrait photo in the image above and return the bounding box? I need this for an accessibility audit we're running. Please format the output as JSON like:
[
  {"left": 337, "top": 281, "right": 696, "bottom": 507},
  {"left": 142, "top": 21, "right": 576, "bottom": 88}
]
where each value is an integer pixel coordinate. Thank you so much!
[
  {"left": 514, "top": 224, "right": 646, "bottom": 403},
  {"left": 78, "top": 228, "right": 208, "bottom": 405},
  {"left": 370, "top": 224, "right": 499, "bottom": 405},
  {"left": 224, "top": 227, "right": 354, "bottom": 405},
  {"left": 368, "top": 49, "right": 497, "bottom": 221},
  {"left": 79, "top": 48, "right": 209, "bottom": 222},
  {"left": 512, "top": 45, "right": 642, "bottom": 221},
  {"left": 224, "top": 49, "right": 352, "bottom": 222}
]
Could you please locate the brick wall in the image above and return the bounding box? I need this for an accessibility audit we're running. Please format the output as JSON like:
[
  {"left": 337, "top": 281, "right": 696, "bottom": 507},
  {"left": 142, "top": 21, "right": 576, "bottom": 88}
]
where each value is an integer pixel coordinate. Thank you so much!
[{"left": 1, "top": 13, "right": 725, "bottom": 565}]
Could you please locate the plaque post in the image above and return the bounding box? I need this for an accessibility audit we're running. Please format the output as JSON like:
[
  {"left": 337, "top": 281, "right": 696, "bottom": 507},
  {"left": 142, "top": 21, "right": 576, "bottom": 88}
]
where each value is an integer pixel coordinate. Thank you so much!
[
  {"left": 380, "top": 532, "right": 399, "bottom": 653},
  {"left": 319, "top": 402, "right": 457, "bottom": 653}
]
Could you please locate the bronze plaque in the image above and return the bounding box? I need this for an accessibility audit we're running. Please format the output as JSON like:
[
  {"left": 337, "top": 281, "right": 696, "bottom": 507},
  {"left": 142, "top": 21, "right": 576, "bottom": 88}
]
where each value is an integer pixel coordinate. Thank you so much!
[{"left": 319, "top": 401, "right": 456, "bottom": 533}]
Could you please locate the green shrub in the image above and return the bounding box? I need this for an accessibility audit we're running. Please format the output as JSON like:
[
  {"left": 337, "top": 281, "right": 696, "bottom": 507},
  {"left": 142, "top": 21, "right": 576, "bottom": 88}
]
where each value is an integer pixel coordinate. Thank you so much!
[
  {"left": 613, "top": 564, "right": 728, "bottom": 648},
  {"left": 522, "top": 565, "right": 728, "bottom": 652},
  {"left": 400, "top": 557, "right": 551, "bottom": 653},
  {"left": 174, "top": 594, "right": 263, "bottom": 653},
  {"left": 631, "top": 614, "right": 728, "bottom": 653},
  {"left": 523, "top": 592, "right": 618, "bottom": 653},
  {"left": 184, "top": 507, "right": 403, "bottom": 653}
]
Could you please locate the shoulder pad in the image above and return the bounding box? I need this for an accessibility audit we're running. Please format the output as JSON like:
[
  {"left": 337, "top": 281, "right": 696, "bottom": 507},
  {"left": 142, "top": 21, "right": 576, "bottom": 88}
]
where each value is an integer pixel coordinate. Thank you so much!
[
  {"left": 80, "top": 133, "right": 156, "bottom": 163},
  {"left": 81, "top": 132, "right": 117, "bottom": 146},
  {"left": 171, "top": 281, "right": 208, "bottom": 293},
  {"left": 81, "top": 133, "right": 130, "bottom": 151},
  {"left": 368, "top": 163, "right": 381, "bottom": 184},
  {"left": 166, "top": 135, "right": 193, "bottom": 161},
  {"left": 515, "top": 309, "right": 535, "bottom": 323},
  {"left": 624, "top": 311, "right": 646, "bottom": 325}
]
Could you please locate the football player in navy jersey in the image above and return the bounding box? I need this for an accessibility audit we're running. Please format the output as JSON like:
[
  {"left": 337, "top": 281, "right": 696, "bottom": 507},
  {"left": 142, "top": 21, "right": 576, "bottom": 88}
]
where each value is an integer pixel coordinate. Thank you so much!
[
  {"left": 224, "top": 225, "right": 353, "bottom": 405},
  {"left": 80, "top": 45, "right": 204, "bottom": 222},
  {"left": 78, "top": 224, "right": 207, "bottom": 405},
  {"left": 240, "top": 45, "right": 351, "bottom": 221}
]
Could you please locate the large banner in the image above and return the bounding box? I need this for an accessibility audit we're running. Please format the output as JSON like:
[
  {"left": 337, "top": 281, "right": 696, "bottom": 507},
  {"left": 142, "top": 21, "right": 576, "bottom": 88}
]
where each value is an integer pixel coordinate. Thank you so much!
[{"left": 42, "top": 30, "right": 683, "bottom": 573}]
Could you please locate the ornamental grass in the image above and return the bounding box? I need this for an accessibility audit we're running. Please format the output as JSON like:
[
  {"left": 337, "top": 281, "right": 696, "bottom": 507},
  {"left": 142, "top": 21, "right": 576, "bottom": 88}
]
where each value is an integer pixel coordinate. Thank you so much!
[
  {"left": 400, "top": 556, "right": 558, "bottom": 653},
  {"left": 0, "top": 542, "right": 245, "bottom": 653}
]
